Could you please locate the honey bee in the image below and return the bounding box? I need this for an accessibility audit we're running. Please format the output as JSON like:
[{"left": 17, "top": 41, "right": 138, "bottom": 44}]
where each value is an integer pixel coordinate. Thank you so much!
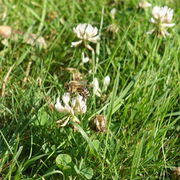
[{"left": 65, "top": 80, "right": 90, "bottom": 98}]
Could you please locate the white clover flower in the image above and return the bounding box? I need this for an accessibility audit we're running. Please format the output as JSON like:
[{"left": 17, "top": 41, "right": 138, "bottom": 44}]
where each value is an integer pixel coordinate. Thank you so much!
[
  {"left": 138, "top": 0, "right": 151, "bottom": 9},
  {"left": 92, "top": 78, "right": 102, "bottom": 97},
  {"left": 103, "top": 76, "right": 110, "bottom": 91},
  {"left": 71, "top": 23, "right": 99, "bottom": 51},
  {"left": 55, "top": 93, "right": 87, "bottom": 116},
  {"left": 148, "top": 6, "right": 175, "bottom": 37}
]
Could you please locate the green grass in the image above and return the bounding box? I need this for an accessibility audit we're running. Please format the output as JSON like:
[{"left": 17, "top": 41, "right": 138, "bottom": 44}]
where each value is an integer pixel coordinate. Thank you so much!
[{"left": 0, "top": 0, "right": 180, "bottom": 179}]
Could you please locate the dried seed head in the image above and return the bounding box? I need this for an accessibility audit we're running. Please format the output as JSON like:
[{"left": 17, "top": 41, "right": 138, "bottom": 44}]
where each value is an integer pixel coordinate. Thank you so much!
[
  {"left": 172, "top": 167, "right": 180, "bottom": 180},
  {"left": 90, "top": 115, "right": 106, "bottom": 133}
]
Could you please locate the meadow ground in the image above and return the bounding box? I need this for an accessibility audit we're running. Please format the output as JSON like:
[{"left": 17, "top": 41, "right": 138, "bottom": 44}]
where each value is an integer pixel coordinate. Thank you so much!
[{"left": 0, "top": 0, "right": 180, "bottom": 179}]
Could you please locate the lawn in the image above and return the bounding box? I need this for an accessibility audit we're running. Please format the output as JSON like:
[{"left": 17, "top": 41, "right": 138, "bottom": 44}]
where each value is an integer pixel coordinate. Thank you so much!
[{"left": 0, "top": 0, "right": 180, "bottom": 179}]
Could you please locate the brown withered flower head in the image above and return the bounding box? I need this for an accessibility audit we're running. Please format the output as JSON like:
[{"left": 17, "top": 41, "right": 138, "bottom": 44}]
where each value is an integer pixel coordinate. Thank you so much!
[
  {"left": 172, "top": 167, "right": 180, "bottom": 180},
  {"left": 89, "top": 114, "right": 106, "bottom": 133}
]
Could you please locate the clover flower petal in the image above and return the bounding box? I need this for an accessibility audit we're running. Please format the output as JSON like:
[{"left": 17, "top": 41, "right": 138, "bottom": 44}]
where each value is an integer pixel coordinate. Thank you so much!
[
  {"left": 82, "top": 52, "right": 90, "bottom": 63},
  {"left": 55, "top": 97, "right": 67, "bottom": 113},
  {"left": 103, "top": 76, "right": 110, "bottom": 88},
  {"left": 92, "top": 78, "right": 102, "bottom": 97},
  {"left": 62, "top": 93, "right": 70, "bottom": 105},
  {"left": 71, "top": 40, "right": 83, "bottom": 47},
  {"left": 71, "top": 95, "right": 87, "bottom": 114}
]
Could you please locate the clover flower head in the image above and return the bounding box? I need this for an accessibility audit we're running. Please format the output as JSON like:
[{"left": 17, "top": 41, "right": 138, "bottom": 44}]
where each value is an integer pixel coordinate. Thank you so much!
[
  {"left": 148, "top": 6, "right": 175, "bottom": 37},
  {"left": 71, "top": 23, "right": 99, "bottom": 50},
  {"left": 151, "top": 6, "right": 174, "bottom": 25},
  {"left": 55, "top": 93, "right": 87, "bottom": 116}
]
